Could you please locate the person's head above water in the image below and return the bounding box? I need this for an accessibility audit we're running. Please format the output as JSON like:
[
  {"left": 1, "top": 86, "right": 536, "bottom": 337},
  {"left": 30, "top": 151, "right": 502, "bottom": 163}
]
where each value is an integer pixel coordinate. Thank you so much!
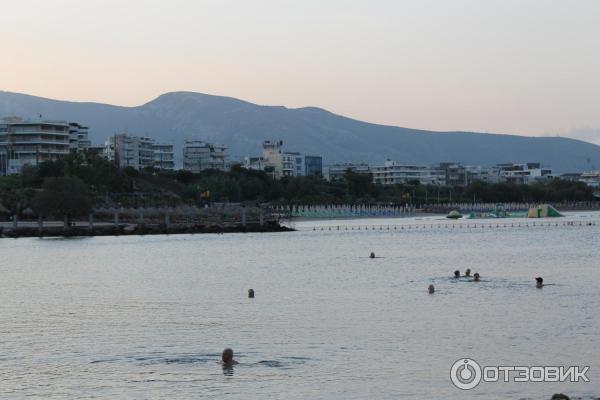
[
  {"left": 536, "top": 277, "right": 544, "bottom": 288},
  {"left": 222, "top": 348, "right": 236, "bottom": 365},
  {"left": 465, "top": 269, "right": 471, "bottom": 277},
  {"left": 473, "top": 273, "right": 480, "bottom": 282},
  {"left": 248, "top": 289, "right": 255, "bottom": 298},
  {"left": 370, "top": 252, "right": 375, "bottom": 259},
  {"left": 428, "top": 284, "right": 435, "bottom": 294},
  {"left": 454, "top": 270, "right": 460, "bottom": 278}
]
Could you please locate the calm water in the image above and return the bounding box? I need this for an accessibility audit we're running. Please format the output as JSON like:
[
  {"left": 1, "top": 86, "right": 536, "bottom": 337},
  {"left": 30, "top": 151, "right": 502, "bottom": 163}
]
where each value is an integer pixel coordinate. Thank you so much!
[{"left": 1, "top": 212, "right": 600, "bottom": 399}]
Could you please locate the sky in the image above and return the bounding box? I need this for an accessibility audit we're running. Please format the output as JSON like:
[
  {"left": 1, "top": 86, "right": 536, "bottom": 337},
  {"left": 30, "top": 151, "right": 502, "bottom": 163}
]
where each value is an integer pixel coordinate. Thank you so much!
[{"left": 1, "top": 0, "right": 599, "bottom": 143}]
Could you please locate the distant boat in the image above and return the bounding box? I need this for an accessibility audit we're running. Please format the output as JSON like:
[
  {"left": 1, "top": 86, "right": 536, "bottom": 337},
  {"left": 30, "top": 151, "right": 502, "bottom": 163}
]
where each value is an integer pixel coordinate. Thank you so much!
[{"left": 446, "top": 210, "right": 463, "bottom": 219}]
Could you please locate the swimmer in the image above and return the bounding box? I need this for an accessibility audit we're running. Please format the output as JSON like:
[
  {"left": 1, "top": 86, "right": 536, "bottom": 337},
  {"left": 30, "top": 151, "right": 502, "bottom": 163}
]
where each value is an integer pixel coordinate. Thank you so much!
[
  {"left": 428, "top": 284, "right": 435, "bottom": 294},
  {"left": 473, "top": 273, "right": 480, "bottom": 282},
  {"left": 464, "top": 268, "right": 471, "bottom": 277},
  {"left": 248, "top": 288, "right": 255, "bottom": 298},
  {"left": 221, "top": 348, "right": 238, "bottom": 367},
  {"left": 535, "top": 277, "right": 543, "bottom": 288},
  {"left": 370, "top": 252, "right": 375, "bottom": 259},
  {"left": 453, "top": 270, "right": 460, "bottom": 279}
]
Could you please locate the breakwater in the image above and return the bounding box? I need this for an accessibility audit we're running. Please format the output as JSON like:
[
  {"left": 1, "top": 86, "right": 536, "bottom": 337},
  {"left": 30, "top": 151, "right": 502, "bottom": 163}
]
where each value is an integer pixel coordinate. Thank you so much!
[{"left": 0, "top": 204, "right": 291, "bottom": 238}]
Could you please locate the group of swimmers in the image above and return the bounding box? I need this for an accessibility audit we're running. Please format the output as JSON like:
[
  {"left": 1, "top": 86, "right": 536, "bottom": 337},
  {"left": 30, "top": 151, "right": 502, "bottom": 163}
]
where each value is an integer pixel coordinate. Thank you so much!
[
  {"left": 431, "top": 269, "right": 480, "bottom": 293},
  {"left": 369, "top": 253, "right": 546, "bottom": 293},
  {"left": 427, "top": 268, "right": 545, "bottom": 293},
  {"left": 454, "top": 268, "right": 480, "bottom": 281},
  {"left": 222, "top": 255, "right": 546, "bottom": 367}
]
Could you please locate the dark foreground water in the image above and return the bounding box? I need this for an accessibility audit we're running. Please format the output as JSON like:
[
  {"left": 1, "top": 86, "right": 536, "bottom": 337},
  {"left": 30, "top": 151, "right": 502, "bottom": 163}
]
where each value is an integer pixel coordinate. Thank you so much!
[{"left": 1, "top": 212, "right": 599, "bottom": 399}]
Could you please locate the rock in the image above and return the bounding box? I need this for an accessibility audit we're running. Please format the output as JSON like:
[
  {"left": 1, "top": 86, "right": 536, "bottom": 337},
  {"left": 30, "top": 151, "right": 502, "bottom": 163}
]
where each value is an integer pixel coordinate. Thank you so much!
[{"left": 550, "top": 394, "right": 570, "bottom": 400}]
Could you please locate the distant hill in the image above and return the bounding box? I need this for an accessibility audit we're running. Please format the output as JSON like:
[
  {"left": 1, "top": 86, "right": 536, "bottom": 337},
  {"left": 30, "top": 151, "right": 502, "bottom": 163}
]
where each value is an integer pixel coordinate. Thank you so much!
[{"left": 1, "top": 90, "right": 599, "bottom": 173}]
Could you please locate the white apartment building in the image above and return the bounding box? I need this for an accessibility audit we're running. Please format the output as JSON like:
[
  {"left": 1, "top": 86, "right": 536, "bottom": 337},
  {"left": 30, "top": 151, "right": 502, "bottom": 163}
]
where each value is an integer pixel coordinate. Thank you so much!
[
  {"left": 153, "top": 143, "right": 175, "bottom": 171},
  {"left": 69, "top": 123, "right": 91, "bottom": 152},
  {"left": 579, "top": 171, "right": 600, "bottom": 188},
  {"left": 105, "top": 134, "right": 173, "bottom": 171},
  {"left": 243, "top": 156, "right": 266, "bottom": 172},
  {"left": 371, "top": 160, "right": 445, "bottom": 185},
  {"left": 326, "top": 163, "right": 371, "bottom": 181},
  {"left": 1, "top": 118, "right": 72, "bottom": 175},
  {"left": 182, "top": 140, "right": 227, "bottom": 172},
  {"left": 489, "top": 163, "right": 554, "bottom": 184}
]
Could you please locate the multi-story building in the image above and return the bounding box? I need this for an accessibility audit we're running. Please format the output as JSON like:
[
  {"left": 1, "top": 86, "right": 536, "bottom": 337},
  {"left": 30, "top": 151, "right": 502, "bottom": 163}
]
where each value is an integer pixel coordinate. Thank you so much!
[
  {"left": 243, "top": 156, "right": 266, "bottom": 172},
  {"left": 304, "top": 155, "right": 323, "bottom": 176},
  {"left": 182, "top": 140, "right": 227, "bottom": 172},
  {"left": 152, "top": 143, "right": 175, "bottom": 171},
  {"left": 579, "top": 171, "right": 600, "bottom": 188},
  {"left": 1, "top": 118, "right": 71, "bottom": 175},
  {"left": 290, "top": 152, "right": 305, "bottom": 177},
  {"left": 106, "top": 134, "right": 140, "bottom": 169},
  {"left": 69, "top": 123, "right": 91, "bottom": 152},
  {"left": 435, "top": 163, "right": 486, "bottom": 186},
  {"left": 371, "top": 160, "right": 445, "bottom": 185},
  {"left": 138, "top": 137, "right": 156, "bottom": 170},
  {"left": 326, "top": 163, "right": 371, "bottom": 182},
  {"left": 105, "top": 134, "right": 171, "bottom": 170},
  {"left": 256, "top": 140, "right": 322, "bottom": 178},
  {"left": 260, "top": 140, "right": 290, "bottom": 178},
  {"left": 489, "top": 163, "right": 554, "bottom": 184}
]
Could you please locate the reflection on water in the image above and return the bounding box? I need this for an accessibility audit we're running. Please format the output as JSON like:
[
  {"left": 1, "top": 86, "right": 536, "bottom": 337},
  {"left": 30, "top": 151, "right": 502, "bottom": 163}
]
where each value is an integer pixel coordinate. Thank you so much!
[{"left": 1, "top": 212, "right": 600, "bottom": 399}]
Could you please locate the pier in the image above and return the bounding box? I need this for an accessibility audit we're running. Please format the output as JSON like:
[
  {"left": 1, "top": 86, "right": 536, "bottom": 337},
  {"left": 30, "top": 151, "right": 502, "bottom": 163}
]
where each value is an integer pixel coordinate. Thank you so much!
[{"left": 0, "top": 204, "right": 290, "bottom": 238}]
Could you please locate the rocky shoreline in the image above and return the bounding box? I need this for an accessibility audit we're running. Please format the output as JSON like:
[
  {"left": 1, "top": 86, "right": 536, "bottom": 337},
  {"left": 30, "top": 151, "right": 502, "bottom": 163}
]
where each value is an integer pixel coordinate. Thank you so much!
[{"left": 0, "top": 221, "right": 293, "bottom": 238}]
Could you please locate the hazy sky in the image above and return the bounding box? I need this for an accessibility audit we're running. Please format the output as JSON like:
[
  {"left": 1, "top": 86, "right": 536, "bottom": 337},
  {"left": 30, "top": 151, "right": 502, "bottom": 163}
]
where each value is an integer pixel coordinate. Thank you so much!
[{"left": 1, "top": 0, "right": 599, "bottom": 142}]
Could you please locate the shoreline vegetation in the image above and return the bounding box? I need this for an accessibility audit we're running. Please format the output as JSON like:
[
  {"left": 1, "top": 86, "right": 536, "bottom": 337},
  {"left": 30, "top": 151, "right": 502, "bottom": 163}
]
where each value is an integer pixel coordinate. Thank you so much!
[{"left": 1, "top": 152, "right": 598, "bottom": 238}]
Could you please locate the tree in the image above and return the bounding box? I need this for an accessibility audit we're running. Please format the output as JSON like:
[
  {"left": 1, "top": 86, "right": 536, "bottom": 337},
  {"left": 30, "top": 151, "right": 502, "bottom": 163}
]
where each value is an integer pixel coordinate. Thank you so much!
[
  {"left": 0, "top": 175, "right": 35, "bottom": 216},
  {"left": 32, "top": 177, "right": 92, "bottom": 228},
  {"left": 344, "top": 170, "right": 378, "bottom": 200}
]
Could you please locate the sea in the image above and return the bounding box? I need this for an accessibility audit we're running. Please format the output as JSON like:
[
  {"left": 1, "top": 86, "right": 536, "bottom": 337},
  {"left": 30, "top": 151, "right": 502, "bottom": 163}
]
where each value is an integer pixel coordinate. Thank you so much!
[{"left": 1, "top": 212, "right": 599, "bottom": 399}]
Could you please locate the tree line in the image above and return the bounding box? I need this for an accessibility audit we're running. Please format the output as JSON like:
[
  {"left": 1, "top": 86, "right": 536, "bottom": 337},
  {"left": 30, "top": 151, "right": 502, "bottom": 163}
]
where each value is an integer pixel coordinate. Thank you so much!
[{"left": 0, "top": 153, "right": 596, "bottom": 221}]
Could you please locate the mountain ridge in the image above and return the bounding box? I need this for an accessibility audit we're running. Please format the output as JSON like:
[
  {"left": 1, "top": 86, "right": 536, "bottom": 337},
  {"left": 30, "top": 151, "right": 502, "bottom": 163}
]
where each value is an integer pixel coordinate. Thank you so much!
[{"left": 1, "top": 90, "right": 599, "bottom": 173}]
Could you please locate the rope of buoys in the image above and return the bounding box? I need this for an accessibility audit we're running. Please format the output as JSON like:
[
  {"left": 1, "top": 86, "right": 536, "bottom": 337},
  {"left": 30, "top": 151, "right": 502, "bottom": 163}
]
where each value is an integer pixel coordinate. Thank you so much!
[{"left": 305, "top": 219, "right": 597, "bottom": 232}]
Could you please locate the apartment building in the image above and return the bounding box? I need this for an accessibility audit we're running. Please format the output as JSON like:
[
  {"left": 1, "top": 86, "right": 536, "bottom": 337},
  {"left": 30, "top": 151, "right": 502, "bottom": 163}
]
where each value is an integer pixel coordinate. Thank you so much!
[
  {"left": 69, "top": 123, "right": 91, "bottom": 152},
  {"left": 489, "top": 163, "right": 554, "bottom": 184},
  {"left": 371, "top": 160, "right": 445, "bottom": 185},
  {"left": 579, "top": 171, "right": 600, "bottom": 188},
  {"left": 326, "top": 163, "right": 371, "bottom": 182},
  {"left": 1, "top": 118, "right": 72, "bottom": 175},
  {"left": 249, "top": 140, "right": 322, "bottom": 179},
  {"left": 105, "top": 134, "right": 173, "bottom": 171},
  {"left": 182, "top": 140, "right": 227, "bottom": 172},
  {"left": 153, "top": 143, "right": 175, "bottom": 171}
]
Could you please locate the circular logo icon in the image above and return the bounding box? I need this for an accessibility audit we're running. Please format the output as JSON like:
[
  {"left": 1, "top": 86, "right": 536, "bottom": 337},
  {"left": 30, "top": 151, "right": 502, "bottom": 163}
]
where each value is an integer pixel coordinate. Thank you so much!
[{"left": 450, "top": 358, "right": 482, "bottom": 390}]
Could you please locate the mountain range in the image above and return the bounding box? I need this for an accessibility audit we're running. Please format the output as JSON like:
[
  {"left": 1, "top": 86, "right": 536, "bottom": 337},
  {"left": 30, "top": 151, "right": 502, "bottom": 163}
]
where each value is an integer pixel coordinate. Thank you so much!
[{"left": 1, "top": 90, "right": 599, "bottom": 173}]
